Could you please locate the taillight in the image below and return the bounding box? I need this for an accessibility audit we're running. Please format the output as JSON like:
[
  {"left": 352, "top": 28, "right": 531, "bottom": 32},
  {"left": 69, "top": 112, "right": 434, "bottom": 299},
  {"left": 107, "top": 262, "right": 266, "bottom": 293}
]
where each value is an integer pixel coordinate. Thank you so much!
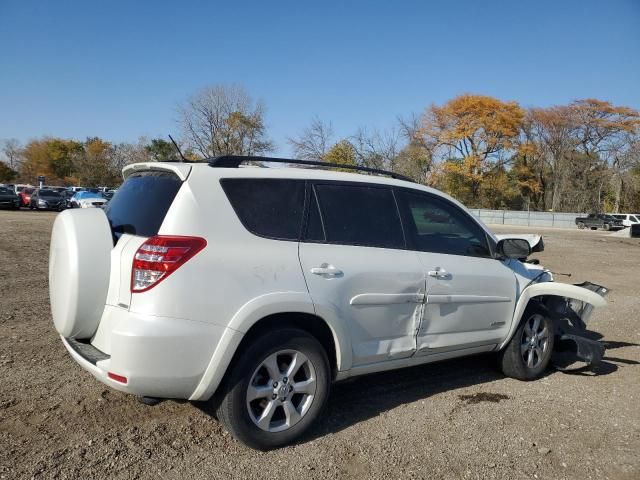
[{"left": 131, "top": 235, "right": 207, "bottom": 293}]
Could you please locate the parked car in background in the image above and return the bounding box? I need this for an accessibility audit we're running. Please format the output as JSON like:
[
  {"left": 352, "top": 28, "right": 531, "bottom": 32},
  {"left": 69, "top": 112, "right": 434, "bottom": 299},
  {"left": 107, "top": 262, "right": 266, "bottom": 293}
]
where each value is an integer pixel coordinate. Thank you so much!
[
  {"left": 13, "top": 184, "right": 31, "bottom": 195},
  {"left": 69, "top": 190, "right": 107, "bottom": 208},
  {"left": 575, "top": 213, "right": 624, "bottom": 230},
  {"left": 29, "top": 188, "right": 65, "bottom": 211},
  {"left": 103, "top": 189, "right": 117, "bottom": 200},
  {"left": 611, "top": 214, "right": 640, "bottom": 228},
  {"left": 62, "top": 190, "right": 76, "bottom": 209},
  {"left": 18, "top": 187, "right": 35, "bottom": 207},
  {"left": 50, "top": 156, "right": 610, "bottom": 450},
  {"left": 0, "top": 186, "right": 21, "bottom": 209}
]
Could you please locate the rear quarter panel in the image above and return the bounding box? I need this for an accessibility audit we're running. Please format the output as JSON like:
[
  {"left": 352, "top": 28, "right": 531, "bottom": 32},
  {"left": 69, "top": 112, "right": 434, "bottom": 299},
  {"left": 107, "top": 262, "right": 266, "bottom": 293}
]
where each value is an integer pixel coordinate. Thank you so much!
[{"left": 127, "top": 168, "right": 314, "bottom": 330}]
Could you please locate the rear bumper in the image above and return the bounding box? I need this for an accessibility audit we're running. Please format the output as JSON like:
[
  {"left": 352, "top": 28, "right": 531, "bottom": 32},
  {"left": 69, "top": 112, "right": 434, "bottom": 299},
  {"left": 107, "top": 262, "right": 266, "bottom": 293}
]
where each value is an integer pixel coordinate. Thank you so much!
[{"left": 61, "top": 310, "right": 235, "bottom": 399}]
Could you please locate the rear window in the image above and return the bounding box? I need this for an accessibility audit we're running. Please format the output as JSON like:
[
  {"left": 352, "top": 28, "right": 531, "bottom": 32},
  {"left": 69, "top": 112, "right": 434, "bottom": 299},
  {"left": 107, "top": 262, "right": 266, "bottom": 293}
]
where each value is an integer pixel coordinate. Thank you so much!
[
  {"left": 221, "top": 178, "right": 305, "bottom": 240},
  {"left": 105, "top": 171, "right": 183, "bottom": 239}
]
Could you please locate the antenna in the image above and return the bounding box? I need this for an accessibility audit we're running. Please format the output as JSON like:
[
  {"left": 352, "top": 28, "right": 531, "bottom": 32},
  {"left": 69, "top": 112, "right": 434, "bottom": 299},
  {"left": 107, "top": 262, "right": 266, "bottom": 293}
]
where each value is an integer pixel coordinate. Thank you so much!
[{"left": 168, "top": 135, "right": 188, "bottom": 162}]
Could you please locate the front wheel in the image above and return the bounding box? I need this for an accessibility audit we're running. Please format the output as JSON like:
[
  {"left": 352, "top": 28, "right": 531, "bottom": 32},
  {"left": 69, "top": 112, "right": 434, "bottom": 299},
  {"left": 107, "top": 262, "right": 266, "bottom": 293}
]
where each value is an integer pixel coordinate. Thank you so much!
[
  {"left": 215, "top": 328, "right": 330, "bottom": 450},
  {"left": 498, "top": 308, "right": 554, "bottom": 380},
  {"left": 603, "top": 223, "right": 610, "bottom": 231},
  {"left": 577, "top": 222, "right": 585, "bottom": 229}
]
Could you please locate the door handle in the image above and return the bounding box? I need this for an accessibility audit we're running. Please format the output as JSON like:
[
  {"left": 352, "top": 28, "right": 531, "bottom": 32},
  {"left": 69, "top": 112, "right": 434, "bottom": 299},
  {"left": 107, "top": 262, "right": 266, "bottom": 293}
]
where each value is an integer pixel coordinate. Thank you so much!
[
  {"left": 310, "top": 264, "right": 343, "bottom": 277},
  {"left": 428, "top": 267, "right": 449, "bottom": 279}
]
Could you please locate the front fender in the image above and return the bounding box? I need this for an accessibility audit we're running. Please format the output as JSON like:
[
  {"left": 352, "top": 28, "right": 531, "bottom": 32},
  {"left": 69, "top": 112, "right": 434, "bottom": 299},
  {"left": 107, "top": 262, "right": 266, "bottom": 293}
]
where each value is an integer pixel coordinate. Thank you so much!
[{"left": 498, "top": 282, "right": 608, "bottom": 350}]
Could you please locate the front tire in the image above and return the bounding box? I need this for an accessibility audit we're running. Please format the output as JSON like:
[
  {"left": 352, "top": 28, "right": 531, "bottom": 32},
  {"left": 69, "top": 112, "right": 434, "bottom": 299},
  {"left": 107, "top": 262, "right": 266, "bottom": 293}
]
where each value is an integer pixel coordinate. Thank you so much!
[
  {"left": 498, "top": 308, "right": 554, "bottom": 380},
  {"left": 215, "top": 328, "right": 330, "bottom": 450},
  {"left": 577, "top": 222, "right": 585, "bottom": 229}
]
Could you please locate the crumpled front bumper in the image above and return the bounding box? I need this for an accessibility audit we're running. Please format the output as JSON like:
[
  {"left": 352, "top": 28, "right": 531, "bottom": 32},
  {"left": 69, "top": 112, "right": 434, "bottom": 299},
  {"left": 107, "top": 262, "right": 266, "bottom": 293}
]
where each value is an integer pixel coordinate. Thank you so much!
[{"left": 545, "top": 282, "right": 609, "bottom": 369}]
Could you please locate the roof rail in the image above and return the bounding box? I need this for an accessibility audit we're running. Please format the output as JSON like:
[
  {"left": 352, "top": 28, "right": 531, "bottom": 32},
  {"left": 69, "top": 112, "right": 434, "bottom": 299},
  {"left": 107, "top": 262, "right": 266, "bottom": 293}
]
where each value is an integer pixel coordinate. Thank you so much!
[{"left": 207, "top": 155, "right": 414, "bottom": 182}]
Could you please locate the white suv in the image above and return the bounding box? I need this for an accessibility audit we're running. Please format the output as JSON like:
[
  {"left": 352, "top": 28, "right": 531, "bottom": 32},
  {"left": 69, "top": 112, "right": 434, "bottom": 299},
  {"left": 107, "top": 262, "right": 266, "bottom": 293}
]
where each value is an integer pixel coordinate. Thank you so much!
[
  {"left": 611, "top": 213, "right": 640, "bottom": 227},
  {"left": 49, "top": 156, "right": 608, "bottom": 449}
]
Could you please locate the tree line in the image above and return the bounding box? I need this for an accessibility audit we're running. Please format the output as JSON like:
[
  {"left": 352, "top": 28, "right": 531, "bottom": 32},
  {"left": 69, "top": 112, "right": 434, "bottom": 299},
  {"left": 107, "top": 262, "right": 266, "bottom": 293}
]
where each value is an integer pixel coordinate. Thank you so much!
[{"left": 1, "top": 85, "right": 639, "bottom": 213}]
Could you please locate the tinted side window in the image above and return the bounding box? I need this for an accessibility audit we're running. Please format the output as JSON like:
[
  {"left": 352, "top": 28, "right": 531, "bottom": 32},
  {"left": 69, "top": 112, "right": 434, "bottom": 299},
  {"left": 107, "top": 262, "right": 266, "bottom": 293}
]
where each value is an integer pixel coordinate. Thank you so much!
[
  {"left": 313, "top": 183, "right": 404, "bottom": 249},
  {"left": 105, "top": 171, "right": 183, "bottom": 240},
  {"left": 221, "top": 179, "right": 305, "bottom": 240},
  {"left": 397, "top": 190, "right": 491, "bottom": 257}
]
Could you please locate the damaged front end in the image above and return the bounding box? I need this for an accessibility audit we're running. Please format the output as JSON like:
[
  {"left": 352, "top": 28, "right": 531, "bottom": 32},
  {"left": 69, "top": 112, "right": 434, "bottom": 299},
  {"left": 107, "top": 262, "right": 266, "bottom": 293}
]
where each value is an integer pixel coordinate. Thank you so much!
[{"left": 541, "top": 282, "right": 609, "bottom": 370}]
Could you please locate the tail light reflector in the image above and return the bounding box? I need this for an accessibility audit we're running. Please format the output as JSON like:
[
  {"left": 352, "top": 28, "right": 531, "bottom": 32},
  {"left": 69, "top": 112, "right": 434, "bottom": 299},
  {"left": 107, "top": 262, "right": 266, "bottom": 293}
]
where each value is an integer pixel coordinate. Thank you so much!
[
  {"left": 131, "top": 235, "right": 207, "bottom": 293},
  {"left": 108, "top": 372, "right": 128, "bottom": 384}
]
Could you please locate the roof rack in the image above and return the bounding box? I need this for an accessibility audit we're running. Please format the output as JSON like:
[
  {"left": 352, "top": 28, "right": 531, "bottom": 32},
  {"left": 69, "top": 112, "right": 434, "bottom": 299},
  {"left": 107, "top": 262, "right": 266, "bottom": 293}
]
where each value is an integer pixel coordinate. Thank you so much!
[{"left": 207, "top": 155, "right": 414, "bottom": 182}]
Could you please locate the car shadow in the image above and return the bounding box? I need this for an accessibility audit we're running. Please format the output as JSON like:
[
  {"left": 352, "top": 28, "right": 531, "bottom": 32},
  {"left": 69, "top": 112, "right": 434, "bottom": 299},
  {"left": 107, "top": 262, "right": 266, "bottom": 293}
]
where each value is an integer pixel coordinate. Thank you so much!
[
  {"left": 303, "top": 338, "right": 640, "bottom": 442},
  {"left": 306, "top": 353, "right": 505, "bottom": 441},
  {"left": 193, "top": 336, "right": 639, "bottom": 446}
]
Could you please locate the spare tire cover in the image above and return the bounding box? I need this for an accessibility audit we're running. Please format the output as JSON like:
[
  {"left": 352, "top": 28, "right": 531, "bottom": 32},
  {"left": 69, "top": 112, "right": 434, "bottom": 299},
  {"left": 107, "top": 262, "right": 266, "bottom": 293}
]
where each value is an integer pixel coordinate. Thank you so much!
[{"left": 49, "top": 208, "right": 112, "bottom": 338}]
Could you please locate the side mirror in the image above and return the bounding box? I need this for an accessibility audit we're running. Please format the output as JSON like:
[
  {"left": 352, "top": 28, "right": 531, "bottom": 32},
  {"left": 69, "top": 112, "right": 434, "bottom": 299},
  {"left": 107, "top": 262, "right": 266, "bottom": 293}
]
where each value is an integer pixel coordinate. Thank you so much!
[{"left": 496, "top": 238, "right": 531, "bottom": 260}]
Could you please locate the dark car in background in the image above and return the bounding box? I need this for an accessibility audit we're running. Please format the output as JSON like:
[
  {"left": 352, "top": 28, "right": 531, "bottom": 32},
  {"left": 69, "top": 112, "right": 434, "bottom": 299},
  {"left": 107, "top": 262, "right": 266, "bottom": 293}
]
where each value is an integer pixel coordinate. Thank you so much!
[
  {"left": 29, "top": 189, "right": 65, "bottom": 211},
  {"left": 575, "top": 213, "right": 625, "bottom": 231},
  {"left": 0, "top": 186, "right": 21, "bottom": 209},
  {"left": 62, "top": 190, "right": 76, "bottom": 208}
]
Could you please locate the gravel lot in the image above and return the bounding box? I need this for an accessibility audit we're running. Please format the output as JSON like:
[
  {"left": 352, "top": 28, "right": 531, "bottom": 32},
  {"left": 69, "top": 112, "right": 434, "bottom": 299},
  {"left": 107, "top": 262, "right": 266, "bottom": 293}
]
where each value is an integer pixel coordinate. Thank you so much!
[{"left": 1, "top": 210, "right": 639, "bottom": 480}]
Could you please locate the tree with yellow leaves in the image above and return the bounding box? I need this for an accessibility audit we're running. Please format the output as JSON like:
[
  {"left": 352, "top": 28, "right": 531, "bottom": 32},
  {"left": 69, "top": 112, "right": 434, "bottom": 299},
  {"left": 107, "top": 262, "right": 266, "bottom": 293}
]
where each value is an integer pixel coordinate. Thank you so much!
[{"left": 419, "top": 94, "right": 525, "bottom": 207}]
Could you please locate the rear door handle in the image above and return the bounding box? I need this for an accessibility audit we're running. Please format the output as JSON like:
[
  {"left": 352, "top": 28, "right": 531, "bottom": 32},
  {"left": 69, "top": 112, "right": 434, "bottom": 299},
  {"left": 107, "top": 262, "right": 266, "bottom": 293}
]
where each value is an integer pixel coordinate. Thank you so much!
[
  {"left": 428, "top": 267, "right": 449, "bottom": 279},
  {"left": 310, "top": 264, "right": 343, "bottom": 277}
]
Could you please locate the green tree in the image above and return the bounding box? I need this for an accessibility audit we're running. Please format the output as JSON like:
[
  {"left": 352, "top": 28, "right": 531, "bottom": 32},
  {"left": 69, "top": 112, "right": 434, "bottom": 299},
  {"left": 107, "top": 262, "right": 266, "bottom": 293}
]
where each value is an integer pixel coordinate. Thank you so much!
[
  {"left": 0, "top": 161, "right": 18, "bottom": 182},
  {"left": 145, "top": 138, "right": 178, "bottom": 162},
  {"left": 324, "top": 139, "right": 357, "bottom": 167}
]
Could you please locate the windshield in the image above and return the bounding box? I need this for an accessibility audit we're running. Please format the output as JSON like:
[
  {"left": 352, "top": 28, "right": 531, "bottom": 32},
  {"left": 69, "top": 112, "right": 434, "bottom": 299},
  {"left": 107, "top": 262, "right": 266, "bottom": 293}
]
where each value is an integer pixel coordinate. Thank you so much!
[{"left": 0, "top": 187, "right": 13, "bottom": 194}]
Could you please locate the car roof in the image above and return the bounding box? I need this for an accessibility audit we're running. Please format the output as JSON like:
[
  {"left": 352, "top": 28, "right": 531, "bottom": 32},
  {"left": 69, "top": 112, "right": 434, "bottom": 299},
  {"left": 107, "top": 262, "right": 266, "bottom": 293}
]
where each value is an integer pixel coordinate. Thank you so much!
[
  {"left": 123, "top": 161, "right": 449, "bottom": 196},
  {"left": 122, "top": 161, "right": 489, "bottom": 236}
]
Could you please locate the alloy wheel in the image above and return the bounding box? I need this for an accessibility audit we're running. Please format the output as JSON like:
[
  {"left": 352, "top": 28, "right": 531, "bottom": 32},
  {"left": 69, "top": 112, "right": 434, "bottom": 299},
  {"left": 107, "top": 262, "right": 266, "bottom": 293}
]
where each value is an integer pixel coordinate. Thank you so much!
[
  {"left": 246, "top": 350, "right": 317, "bottom": 433},
  {"left": 520, "top": 314, "right": 550, "bottom": 369}
]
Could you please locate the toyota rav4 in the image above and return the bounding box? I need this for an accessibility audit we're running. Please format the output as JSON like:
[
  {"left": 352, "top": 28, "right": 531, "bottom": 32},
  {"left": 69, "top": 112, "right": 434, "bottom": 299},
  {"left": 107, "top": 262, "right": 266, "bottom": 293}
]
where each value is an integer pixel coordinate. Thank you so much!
[{"left": 49, "top": 156, "right": 608, "bottom": 450}]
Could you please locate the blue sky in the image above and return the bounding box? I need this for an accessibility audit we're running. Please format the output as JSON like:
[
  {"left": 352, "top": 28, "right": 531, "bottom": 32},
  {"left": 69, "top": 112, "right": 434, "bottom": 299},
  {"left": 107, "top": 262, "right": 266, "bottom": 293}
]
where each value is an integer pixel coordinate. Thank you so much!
[{"left": 1, "top": 0, "right": 639, "bottom": 155}]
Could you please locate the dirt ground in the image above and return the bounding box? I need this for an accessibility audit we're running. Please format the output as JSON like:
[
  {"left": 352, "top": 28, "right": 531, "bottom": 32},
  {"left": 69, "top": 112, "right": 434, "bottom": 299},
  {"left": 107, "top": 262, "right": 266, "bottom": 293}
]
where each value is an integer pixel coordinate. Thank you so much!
[{"left": 1, "top": 210, "right": 639, "bottom": 480}]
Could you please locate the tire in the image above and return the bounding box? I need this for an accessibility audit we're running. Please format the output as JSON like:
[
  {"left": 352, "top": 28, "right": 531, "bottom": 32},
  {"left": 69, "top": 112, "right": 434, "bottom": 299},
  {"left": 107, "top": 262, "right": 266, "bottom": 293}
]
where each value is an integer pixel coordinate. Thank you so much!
[
  {"left": 215, "top": 328, "right": 330, "bottom": 450},
  {"left": 577, "top": 222, "right": 585, "bottom": 230},
  {"left": 603, "top": 223, "right": 610, "bottom": 231},
  {"left": 498, "top": 307, "right": 554, "bottom": 380}
]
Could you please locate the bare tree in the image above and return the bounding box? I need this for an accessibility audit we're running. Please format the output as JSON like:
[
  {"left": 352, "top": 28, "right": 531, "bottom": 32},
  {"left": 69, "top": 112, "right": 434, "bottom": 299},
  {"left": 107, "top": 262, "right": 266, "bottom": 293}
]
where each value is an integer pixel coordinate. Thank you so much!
[
  {"left": 2, "top": 138, "right": 22, "bottom": 170},
  {"left": 178, "top": 84, "right": 273, "bottom": 159},
  {"left": 394, "top": 114, "right": 436, "bottom": 183},
  {"left": 350, "top": 127, "right": 401, "bottom": 170},
  {"left": 111, "top": 137, "right": 152, "bottom": 173},
  {"left": 287, "top": 117, "right": 334, "bottom": 160}
]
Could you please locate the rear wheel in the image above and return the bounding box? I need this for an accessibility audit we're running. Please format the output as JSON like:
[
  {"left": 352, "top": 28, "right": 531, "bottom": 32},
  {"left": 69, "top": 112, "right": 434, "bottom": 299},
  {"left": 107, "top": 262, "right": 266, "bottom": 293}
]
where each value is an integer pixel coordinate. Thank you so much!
[
  {"left": 603, "top": 223, "right": 610, "bottom": 231},
  {"left": 498, "top": 308, "right": 554, "bottom": 380},
  {"left": 215, "top": 328, "right": 330, "bottom": 450}
]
